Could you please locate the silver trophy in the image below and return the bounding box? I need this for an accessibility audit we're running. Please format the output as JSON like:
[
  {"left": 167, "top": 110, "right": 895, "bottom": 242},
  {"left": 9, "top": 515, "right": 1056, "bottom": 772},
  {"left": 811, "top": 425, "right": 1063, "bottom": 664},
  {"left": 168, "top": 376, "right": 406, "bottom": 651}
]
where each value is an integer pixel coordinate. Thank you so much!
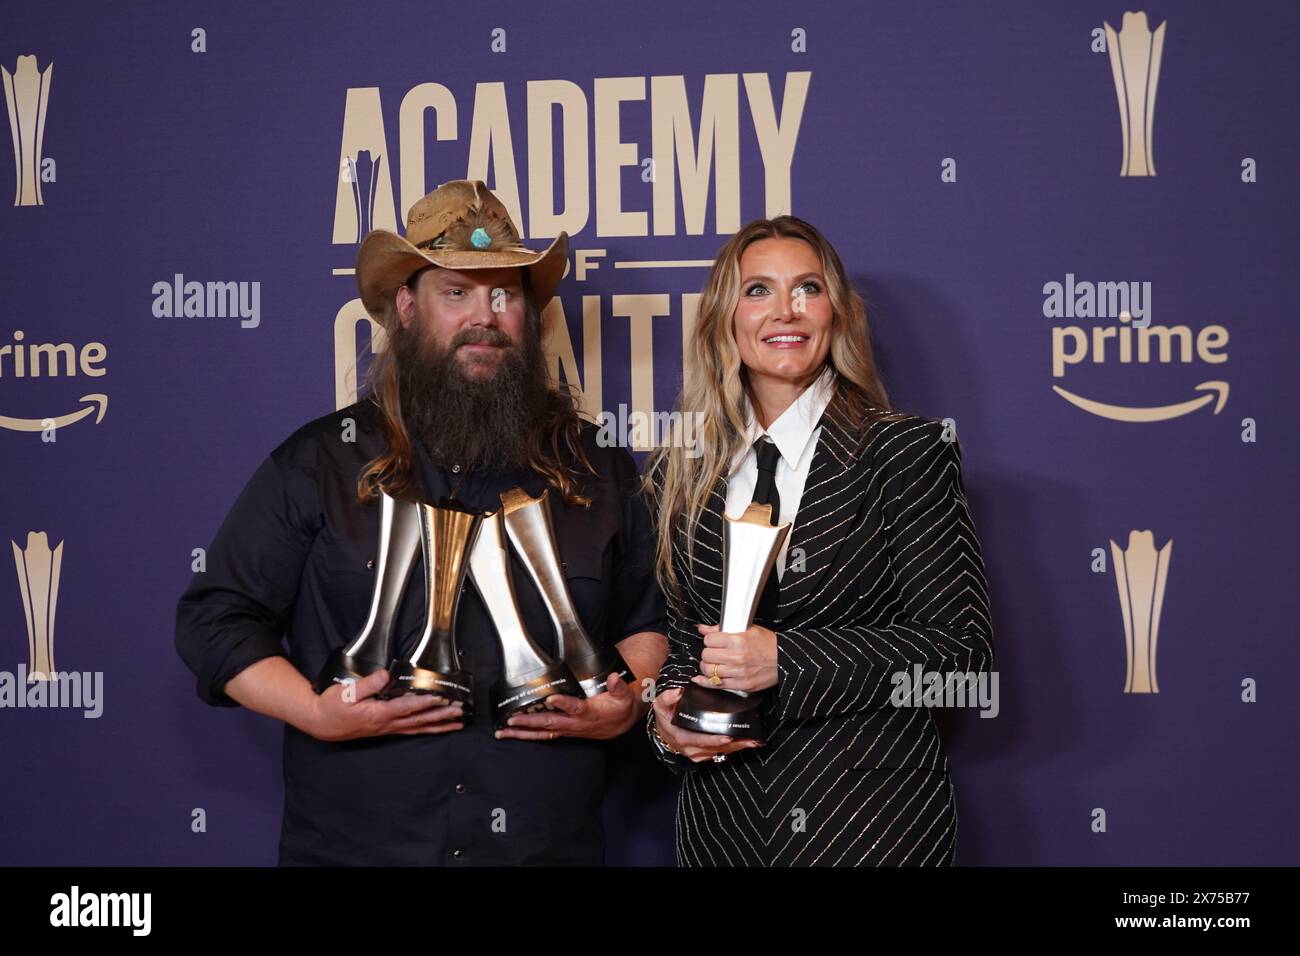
[
  {"left": 469, "top": 509, "right": 583, "bottom": 727},
  {"left": 671, "top": 501, "right": 790, "bottom": 741},
  {"left": 499, "top": 487, "right": 634, "bottom": 697},
  {"left": 312, "top": 490, "right": 422, "bottom": 694},
  {"left": 378, "top": 498, "right": 482, "bottom": 708}
]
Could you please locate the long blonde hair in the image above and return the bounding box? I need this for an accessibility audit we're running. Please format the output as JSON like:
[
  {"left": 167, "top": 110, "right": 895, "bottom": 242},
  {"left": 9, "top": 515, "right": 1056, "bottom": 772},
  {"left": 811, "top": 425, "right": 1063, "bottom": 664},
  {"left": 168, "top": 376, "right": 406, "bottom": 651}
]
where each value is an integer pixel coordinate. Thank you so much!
[{"left": 643, "top": 215, "right": 906, "bottom": 609}]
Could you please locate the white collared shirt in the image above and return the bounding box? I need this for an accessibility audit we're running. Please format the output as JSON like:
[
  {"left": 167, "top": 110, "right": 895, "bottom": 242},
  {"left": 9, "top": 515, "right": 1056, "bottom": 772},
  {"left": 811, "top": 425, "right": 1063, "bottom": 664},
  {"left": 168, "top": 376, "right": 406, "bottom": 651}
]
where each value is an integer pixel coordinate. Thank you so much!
[{"left": 723, "top": 367, "right": 835, "bottom": 580}]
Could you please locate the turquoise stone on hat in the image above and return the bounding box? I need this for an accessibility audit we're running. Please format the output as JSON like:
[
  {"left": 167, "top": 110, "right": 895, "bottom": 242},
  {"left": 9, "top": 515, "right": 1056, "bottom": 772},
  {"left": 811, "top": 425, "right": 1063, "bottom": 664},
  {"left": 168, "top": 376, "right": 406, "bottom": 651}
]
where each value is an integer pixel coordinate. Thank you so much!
[{"left": 470, "top": 227, "right": 491, "bottom": 249}]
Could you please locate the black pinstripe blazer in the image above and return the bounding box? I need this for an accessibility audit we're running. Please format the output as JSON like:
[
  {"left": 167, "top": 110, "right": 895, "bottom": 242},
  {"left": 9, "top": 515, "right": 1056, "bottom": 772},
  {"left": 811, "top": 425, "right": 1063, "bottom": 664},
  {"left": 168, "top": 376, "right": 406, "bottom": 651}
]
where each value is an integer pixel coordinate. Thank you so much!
[{"left": 647, "top": 410, "right": 994, "bottom": 866}]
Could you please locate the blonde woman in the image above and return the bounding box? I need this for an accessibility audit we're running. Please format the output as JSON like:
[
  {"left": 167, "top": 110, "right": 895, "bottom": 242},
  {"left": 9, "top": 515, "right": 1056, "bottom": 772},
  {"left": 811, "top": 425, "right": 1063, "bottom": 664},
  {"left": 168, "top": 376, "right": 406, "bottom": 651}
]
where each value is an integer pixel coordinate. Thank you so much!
[{"left": 643, "top": 215, "right": 994, "bottom": 866}]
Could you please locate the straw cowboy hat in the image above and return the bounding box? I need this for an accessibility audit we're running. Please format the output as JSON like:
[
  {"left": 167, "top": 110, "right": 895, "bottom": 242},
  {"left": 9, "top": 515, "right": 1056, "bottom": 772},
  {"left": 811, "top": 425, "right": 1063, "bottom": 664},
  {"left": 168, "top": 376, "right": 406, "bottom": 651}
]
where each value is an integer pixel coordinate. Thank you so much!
[{"left": 355, "top": 179, "right": 569, "bottom": 323}]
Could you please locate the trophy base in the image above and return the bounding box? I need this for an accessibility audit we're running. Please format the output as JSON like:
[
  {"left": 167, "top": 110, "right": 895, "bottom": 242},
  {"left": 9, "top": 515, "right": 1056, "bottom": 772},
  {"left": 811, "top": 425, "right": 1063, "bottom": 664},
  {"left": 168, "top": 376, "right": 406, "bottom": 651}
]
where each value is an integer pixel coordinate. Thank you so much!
[
  {"left": 379, "top": 661, "right": 475, "bottom": 714},
  {"left": 489, "top": 662, "right": 583, "bottom": 730},
  {"left": 311, "top": 649, "right": 387, "bottom": 696},
  {"left": 671, "top": 683, "right": 765, "bottom": 742},
  {"left": 566, "top": 646, "right": 636, "bottom": 698}
]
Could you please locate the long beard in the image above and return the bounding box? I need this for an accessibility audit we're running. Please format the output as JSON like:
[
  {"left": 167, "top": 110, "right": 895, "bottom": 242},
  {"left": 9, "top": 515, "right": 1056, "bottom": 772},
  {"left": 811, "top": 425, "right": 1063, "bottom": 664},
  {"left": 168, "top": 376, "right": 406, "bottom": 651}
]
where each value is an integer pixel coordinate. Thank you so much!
[{"left": 392, "top": 317, "right": 549, "bottom": 474}]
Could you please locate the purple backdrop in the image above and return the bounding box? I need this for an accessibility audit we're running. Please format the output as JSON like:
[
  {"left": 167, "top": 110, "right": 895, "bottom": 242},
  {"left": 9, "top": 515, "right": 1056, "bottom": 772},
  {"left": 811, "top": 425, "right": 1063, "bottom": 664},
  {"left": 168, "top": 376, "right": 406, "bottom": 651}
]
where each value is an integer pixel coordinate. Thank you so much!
[{"left": 2, "top": 0, "right": 1297, "bottom": 865}]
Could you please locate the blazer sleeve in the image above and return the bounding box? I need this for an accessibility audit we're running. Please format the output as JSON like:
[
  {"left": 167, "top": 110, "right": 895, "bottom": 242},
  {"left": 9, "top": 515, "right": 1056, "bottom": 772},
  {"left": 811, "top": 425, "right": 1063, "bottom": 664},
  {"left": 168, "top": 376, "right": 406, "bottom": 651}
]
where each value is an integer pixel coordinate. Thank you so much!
[
  {"left": 773, "top": 421, "right": 994, "bottom": 723},
  {"left": 640, "top": 456, "right": 707, "bottom": 773},
  {"left": 646, "top": 596, "right": 706, "bottom": 773}
]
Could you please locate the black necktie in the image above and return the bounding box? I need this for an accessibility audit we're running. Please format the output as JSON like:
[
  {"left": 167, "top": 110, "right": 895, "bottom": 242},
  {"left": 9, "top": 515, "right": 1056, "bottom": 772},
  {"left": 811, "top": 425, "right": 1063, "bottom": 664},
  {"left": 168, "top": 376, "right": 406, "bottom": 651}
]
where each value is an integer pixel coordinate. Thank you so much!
[{"left": 751, "top": 437, "right": 782, "bottom": 624}]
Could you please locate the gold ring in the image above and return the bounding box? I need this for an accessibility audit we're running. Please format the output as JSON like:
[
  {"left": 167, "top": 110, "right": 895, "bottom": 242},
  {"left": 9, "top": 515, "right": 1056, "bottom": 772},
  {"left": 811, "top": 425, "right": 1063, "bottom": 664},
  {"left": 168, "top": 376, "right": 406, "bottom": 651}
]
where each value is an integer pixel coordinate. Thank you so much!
[
  {"left": 549, "top": 731, "right": 556, "bottom": 741},
  {"left": 710, "top": 664, "right": 722, "bottom": 687}
]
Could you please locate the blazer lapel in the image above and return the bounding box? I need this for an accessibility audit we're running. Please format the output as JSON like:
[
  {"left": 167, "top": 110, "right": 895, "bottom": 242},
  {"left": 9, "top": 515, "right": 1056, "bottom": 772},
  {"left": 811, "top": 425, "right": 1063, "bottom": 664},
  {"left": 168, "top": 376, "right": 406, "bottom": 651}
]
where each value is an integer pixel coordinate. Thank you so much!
[
  {"left": 675, "top": 476, "right": 726, "bottom": 624},
  {"left": 683, "top": 414, "right": 866, "bottom": 628},
  {"left": 770, "top": 414, "right": 865, "bottom": 624}
]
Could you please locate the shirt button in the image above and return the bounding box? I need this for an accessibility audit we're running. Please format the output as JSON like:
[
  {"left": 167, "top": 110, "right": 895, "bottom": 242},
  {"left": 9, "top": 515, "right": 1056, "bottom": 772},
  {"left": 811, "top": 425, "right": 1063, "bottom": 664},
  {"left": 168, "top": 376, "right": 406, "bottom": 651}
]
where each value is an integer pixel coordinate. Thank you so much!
[
  {"left": 451, "top": 464, "right": 461, "bottom": 474},
  {"left": 366, "top": 559, "right": 375, "bottom": 570},
  {"left": 455, "top": 783, "right": 465, "bottom": 794},
  {"left": 452, "top": 849, "right": 463, "bottom": 858}
]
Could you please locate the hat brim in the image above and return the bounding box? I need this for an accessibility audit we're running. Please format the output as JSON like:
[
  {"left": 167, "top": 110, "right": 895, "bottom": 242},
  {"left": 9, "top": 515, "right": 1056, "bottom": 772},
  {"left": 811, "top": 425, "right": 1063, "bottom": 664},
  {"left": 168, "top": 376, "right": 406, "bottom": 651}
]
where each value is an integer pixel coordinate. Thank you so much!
[{"left": 356, "top": 230, "right": 569, "bottom": 323}]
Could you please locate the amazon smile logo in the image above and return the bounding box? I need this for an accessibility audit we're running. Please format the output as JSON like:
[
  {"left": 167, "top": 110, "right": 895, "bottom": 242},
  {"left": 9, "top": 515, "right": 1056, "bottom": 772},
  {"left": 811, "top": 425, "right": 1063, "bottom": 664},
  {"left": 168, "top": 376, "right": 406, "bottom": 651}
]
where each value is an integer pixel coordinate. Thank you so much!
[
  {"left": 1045, "top": 274, "right": 1230, "bottom": 423},
  {"left": 0, "top": 329, "right": 109, "bottom": 435}
]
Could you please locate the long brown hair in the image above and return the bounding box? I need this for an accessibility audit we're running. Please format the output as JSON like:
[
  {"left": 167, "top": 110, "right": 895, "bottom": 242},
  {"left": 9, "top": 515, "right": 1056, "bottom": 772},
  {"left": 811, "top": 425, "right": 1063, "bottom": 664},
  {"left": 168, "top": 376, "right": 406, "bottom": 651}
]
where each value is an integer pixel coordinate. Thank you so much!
[
  {"left": 354, "top": 268, "right": 596, "bottom": 507},
  {"left": 643, "top": 215, "right": 907, "bottom": 608}
]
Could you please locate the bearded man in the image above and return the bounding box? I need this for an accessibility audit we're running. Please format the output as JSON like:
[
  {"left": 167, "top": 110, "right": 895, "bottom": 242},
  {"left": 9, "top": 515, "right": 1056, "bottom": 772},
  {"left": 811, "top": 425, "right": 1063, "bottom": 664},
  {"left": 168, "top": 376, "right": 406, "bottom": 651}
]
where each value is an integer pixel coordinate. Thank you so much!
[{"left": 175, "top": 180, "right": 667, "bottom": 866}]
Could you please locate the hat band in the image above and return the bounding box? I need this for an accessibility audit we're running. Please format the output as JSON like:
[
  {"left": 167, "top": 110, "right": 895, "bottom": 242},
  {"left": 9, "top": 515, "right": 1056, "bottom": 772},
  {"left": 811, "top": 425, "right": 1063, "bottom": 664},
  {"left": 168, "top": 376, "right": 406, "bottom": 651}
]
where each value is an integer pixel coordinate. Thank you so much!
[{"left": 415, "top": 233, "right": 531, "bottom": 254}]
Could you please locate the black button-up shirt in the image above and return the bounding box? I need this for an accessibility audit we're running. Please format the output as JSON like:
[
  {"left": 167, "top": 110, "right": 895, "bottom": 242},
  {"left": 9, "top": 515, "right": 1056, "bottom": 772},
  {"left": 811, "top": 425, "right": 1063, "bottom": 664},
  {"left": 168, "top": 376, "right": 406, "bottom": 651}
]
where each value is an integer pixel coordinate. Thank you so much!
[{"left": 174, "top": 399, "right": 664, "bottom": 865}]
